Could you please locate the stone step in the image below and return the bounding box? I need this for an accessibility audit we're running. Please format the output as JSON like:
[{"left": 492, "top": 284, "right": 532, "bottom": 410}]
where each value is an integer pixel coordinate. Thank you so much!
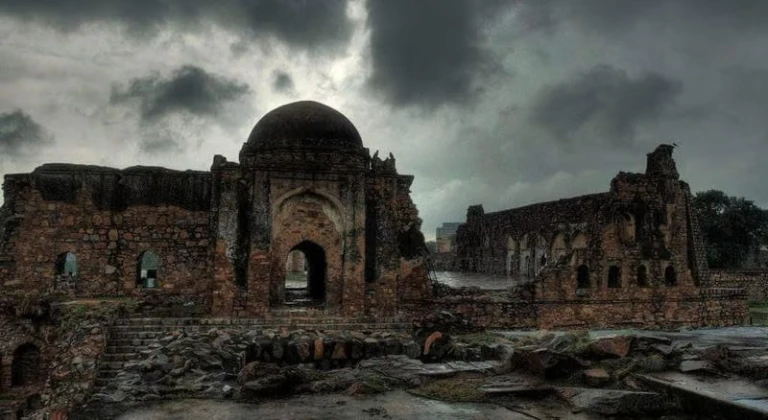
[
  {"left": 112, "top": 317, "right": 411, "bottom": 327},
  {"left": 96, "top": 369, "right": 121, "bottom": 379},
  {"left": 107, "top": 324, "right": 412, "bottom": 338},
  {"left": 110, "top": 325, "right": 206, "bottom": 332},
  {"left": 110, "top": 331, "right": 165, "bottom": 339},
  {"left": 110, "top": 338, "right": 161, "bottom": 347},
  {"left": 100, "top": 353, "right": 141, "bottom": 362},
  {"left": 97, "top": 361, "right": 126, "bottom": 370},
  {"left": 105, "top": 346, "right": 146, "bottom": 354}
]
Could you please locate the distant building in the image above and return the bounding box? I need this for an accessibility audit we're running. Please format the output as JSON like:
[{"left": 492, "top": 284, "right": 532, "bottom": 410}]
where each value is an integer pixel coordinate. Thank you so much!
[{"left": 436, "top": 222, "right": 462, "bottom": 253}]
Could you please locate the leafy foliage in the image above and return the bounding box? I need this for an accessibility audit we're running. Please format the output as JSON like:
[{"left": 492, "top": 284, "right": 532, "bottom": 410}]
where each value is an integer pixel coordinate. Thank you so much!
[{"left": 693, "top": 190, "right": 768, "bottom": 268}]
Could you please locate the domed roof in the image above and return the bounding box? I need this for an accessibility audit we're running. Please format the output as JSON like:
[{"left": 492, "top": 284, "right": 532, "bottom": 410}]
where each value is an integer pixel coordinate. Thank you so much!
[{"left": 242, "top": 101, "right": 363, "bottom": 154}]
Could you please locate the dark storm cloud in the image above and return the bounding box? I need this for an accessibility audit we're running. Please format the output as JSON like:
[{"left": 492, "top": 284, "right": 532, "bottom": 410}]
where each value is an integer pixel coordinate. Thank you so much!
[
  {"left": 0, "top": 110, "right": 53, "bottom": 157},
  {"left": 519, "top": 0, "right": 768, "bottom": 34},
  {"left": 272, "top": 71, "right": 294, "bottom": 93},
  {"left": 140, "top": 137, "right": 182, "bottom": 155},
  {"left": 110, "top": 65, "right": 250, "bottom": 123},
  {"left": 0, "top": 0, "right": 353, "bottom": 50},
  {"left": 529, "top": 65, "right": 682, "bottom": 145},
  {"left": 365, "top": 0, "right": 512, "bottom": 108}
]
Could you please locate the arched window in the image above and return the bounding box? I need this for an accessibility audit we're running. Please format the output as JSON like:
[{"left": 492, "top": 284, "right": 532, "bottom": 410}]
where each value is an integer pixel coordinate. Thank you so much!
[
  {"left": 137, "top": 251, "right": 160, "bottom": 288},
  {"left": 576, "top": 265, "right": 590, "bottom": 289},
  {"left": 12, "top": 343, "right": 40, "bottom": 387},
  {"left": 664, "top": 265, "right": 677, "bottom": 287},
  {"left": 608, "top": 265, "right": 621, "bottom": 288},
  {"left": 637, "top": 265, "right": 648, "bottom": 287},
  {"left": 55, "top": 252, "right": 78, "bottom": 277}
]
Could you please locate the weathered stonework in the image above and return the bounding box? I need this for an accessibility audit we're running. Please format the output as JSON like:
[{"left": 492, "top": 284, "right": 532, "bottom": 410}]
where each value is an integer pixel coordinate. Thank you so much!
[
  {"left": 0, "top": 101, "right": 431, "bottom": 319},
  {"left": 711, "top": 269, "right": 768, "bottom": 302},
  {"left": 451, "top": 145, "right": 748, "bottom": 327}
]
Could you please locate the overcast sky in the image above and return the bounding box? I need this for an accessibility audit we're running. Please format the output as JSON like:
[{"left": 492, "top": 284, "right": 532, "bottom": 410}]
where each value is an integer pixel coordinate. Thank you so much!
[{"left": 1, "top": 0, "right": 767, "bottom": 240}]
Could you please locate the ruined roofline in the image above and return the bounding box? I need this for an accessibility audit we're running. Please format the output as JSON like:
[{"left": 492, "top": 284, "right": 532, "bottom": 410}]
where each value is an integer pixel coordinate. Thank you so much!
[
  {"left": 3, "top": 163, "right": 211, "bottom": 178},
  {"left": 38, "top": 163, "right": 209, "bottom": 175},
  {"left": 481, "top": 192, "right": 611, "bottom": 218}
]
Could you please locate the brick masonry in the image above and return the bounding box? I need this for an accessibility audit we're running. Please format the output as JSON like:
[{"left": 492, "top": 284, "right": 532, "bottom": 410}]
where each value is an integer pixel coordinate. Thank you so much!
[
  {"left": 450, "top": 145, "right": 748, "bottom": 327},
  {"left": 0, "top": 101, "right": 431, "bottom": 318}
]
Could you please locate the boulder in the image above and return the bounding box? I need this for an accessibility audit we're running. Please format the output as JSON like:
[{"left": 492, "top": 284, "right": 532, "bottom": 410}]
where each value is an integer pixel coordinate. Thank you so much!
[
  {"left": 314, "top": 338, "right": 324, "bottom": 360},
  {"left": 350, "top": 339, "right": 365, "bottom": 360},
  {"left": 331, "top": 342, "right": 348, "bottom": 360},
  {"left": 242, "top": 374, "right": 290, "bottom": 397},
  {"left": 364, "top": 338, "right": 384, "bottom": 358},
  {"left": 514, "top": 348, "right": 586, "bottom": 379},
  {"left": 423, "top": 331, "right": 443, "bottom": 356},
  {"left": 384, "top": 338, "right": 402, "bottom": 356},
  {"left": 403, "top": 341, "right": 421, "bottom": 359},
  {"left": 587, "top": 336, "right": 633, "bottom": 359},
  {"left": 679, "top": 360, "right": 717, "bottom": 375},
  {"left": 582, "top": 368, "right": 611, "bottom": 387}
]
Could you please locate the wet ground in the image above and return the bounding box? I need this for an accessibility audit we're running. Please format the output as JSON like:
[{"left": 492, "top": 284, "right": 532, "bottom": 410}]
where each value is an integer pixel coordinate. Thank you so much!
[
  {"left": 496, "top": 326, "right": 768, "bottom": 349},
  {"left": 114, "top": 390, "right": 591, "bottom": 420},
  {"left": 433, "top": 271, "right": 515, "bottom": 290}
]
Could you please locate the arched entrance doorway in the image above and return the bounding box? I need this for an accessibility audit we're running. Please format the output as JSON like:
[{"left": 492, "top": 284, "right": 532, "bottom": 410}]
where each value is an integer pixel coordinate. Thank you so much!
[{"left": 284, "top": 241, "right": 326, "bottom": 307}]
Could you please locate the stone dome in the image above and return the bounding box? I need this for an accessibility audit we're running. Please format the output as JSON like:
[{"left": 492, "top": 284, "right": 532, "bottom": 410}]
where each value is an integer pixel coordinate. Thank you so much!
[{"left": 242, "top": 101, "right": 363, "bottom": 154}]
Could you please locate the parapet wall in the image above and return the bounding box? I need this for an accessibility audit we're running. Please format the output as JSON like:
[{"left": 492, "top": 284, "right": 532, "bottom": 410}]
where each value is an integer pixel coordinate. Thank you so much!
[
  {"left": 404, "top": 288, "right": 748, "bottom": 330},
  {"left": 0, "top": 164, "right": 214, "bottom": 301},
  {"left": 710, "top": 269, "right": 768, "bottom": 302}
]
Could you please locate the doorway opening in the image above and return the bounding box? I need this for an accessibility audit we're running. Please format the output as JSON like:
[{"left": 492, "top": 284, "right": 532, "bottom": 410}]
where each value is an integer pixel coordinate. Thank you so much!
[{"left": 284, "top": 241, "right": 326, "bottom": 307}]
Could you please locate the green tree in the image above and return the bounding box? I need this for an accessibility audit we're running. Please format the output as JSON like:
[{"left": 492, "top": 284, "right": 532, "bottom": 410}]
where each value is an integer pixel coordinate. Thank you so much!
[{"left": 693, "top": 190, "right": 768, "bottom": 268}]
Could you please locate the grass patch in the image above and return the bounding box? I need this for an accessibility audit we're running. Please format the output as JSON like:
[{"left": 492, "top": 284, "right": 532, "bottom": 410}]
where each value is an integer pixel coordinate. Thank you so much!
[
  {"left": 749, "top": 301, "right": 768, "bottom": 309},
  {"left": 410, "top": 376, "right": 485, "bottom": 403}
]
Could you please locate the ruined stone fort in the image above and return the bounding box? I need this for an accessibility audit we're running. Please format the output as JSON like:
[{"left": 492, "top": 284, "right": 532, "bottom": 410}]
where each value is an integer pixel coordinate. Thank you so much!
[
  {"left": 0, "top": 101, "right": 749, "bottom": 398},
  {"left": 0, "top": 101, "right": 431, "bottom": 320}
]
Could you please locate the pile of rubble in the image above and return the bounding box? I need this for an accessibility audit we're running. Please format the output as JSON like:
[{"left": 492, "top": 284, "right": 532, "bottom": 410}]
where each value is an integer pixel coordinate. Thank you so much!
[{"left": 72, "top": 324, "right": 768, "bottom": 419}]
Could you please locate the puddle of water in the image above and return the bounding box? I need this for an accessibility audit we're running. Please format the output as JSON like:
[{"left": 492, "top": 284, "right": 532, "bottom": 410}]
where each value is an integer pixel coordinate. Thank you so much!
[
  {"left": 434, "top": 271, "right": 522, "bottom": 290},
  {"left": 114, "top": 390, "right": 521, "bottom": 420}
]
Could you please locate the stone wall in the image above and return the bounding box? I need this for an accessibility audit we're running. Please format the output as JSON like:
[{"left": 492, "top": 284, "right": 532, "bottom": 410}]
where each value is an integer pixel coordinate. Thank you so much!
[
  {"left": 711, "top": 269, "right": 768, "bottom": 302},
  {"left": 404, "top": 288, "right": 748, "bottom": 330},
  {"left": 448, "top": 145, "right": 731, "bottom": 327},
  {"left": 0, "top": 165, "right": 214, "bottom": 303}
]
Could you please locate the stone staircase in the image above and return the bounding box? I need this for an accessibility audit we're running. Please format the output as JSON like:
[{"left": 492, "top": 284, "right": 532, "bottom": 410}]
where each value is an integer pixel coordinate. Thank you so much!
[{"left": 94, "top": 316, "right": 413, "bottom": 392}]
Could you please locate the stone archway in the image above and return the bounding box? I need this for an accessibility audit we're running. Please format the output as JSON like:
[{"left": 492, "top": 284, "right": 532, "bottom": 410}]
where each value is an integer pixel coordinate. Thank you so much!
[
  {"left": 270, "top": 190, "right": 346, "bottom": 310},
  {"left": 284, "top": 241, "right": 327, "bottom": 306}
]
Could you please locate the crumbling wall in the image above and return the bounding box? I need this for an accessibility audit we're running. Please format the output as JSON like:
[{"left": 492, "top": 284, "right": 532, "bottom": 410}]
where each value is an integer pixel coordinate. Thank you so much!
[
  {"left": 448, "top": 145, "right": 728, "bottom": 327},
  {"left": 404, "top": 289, "right": 747, "bottom": 329},
  {"left": 0, "top": 164, "right": 214, "bottom": 303},
  {"left": 454, "top": 194, "right": 607, "bottom": 275},
  {"left": 365, "top": 155, "right": 431, "bottom": 317}
]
